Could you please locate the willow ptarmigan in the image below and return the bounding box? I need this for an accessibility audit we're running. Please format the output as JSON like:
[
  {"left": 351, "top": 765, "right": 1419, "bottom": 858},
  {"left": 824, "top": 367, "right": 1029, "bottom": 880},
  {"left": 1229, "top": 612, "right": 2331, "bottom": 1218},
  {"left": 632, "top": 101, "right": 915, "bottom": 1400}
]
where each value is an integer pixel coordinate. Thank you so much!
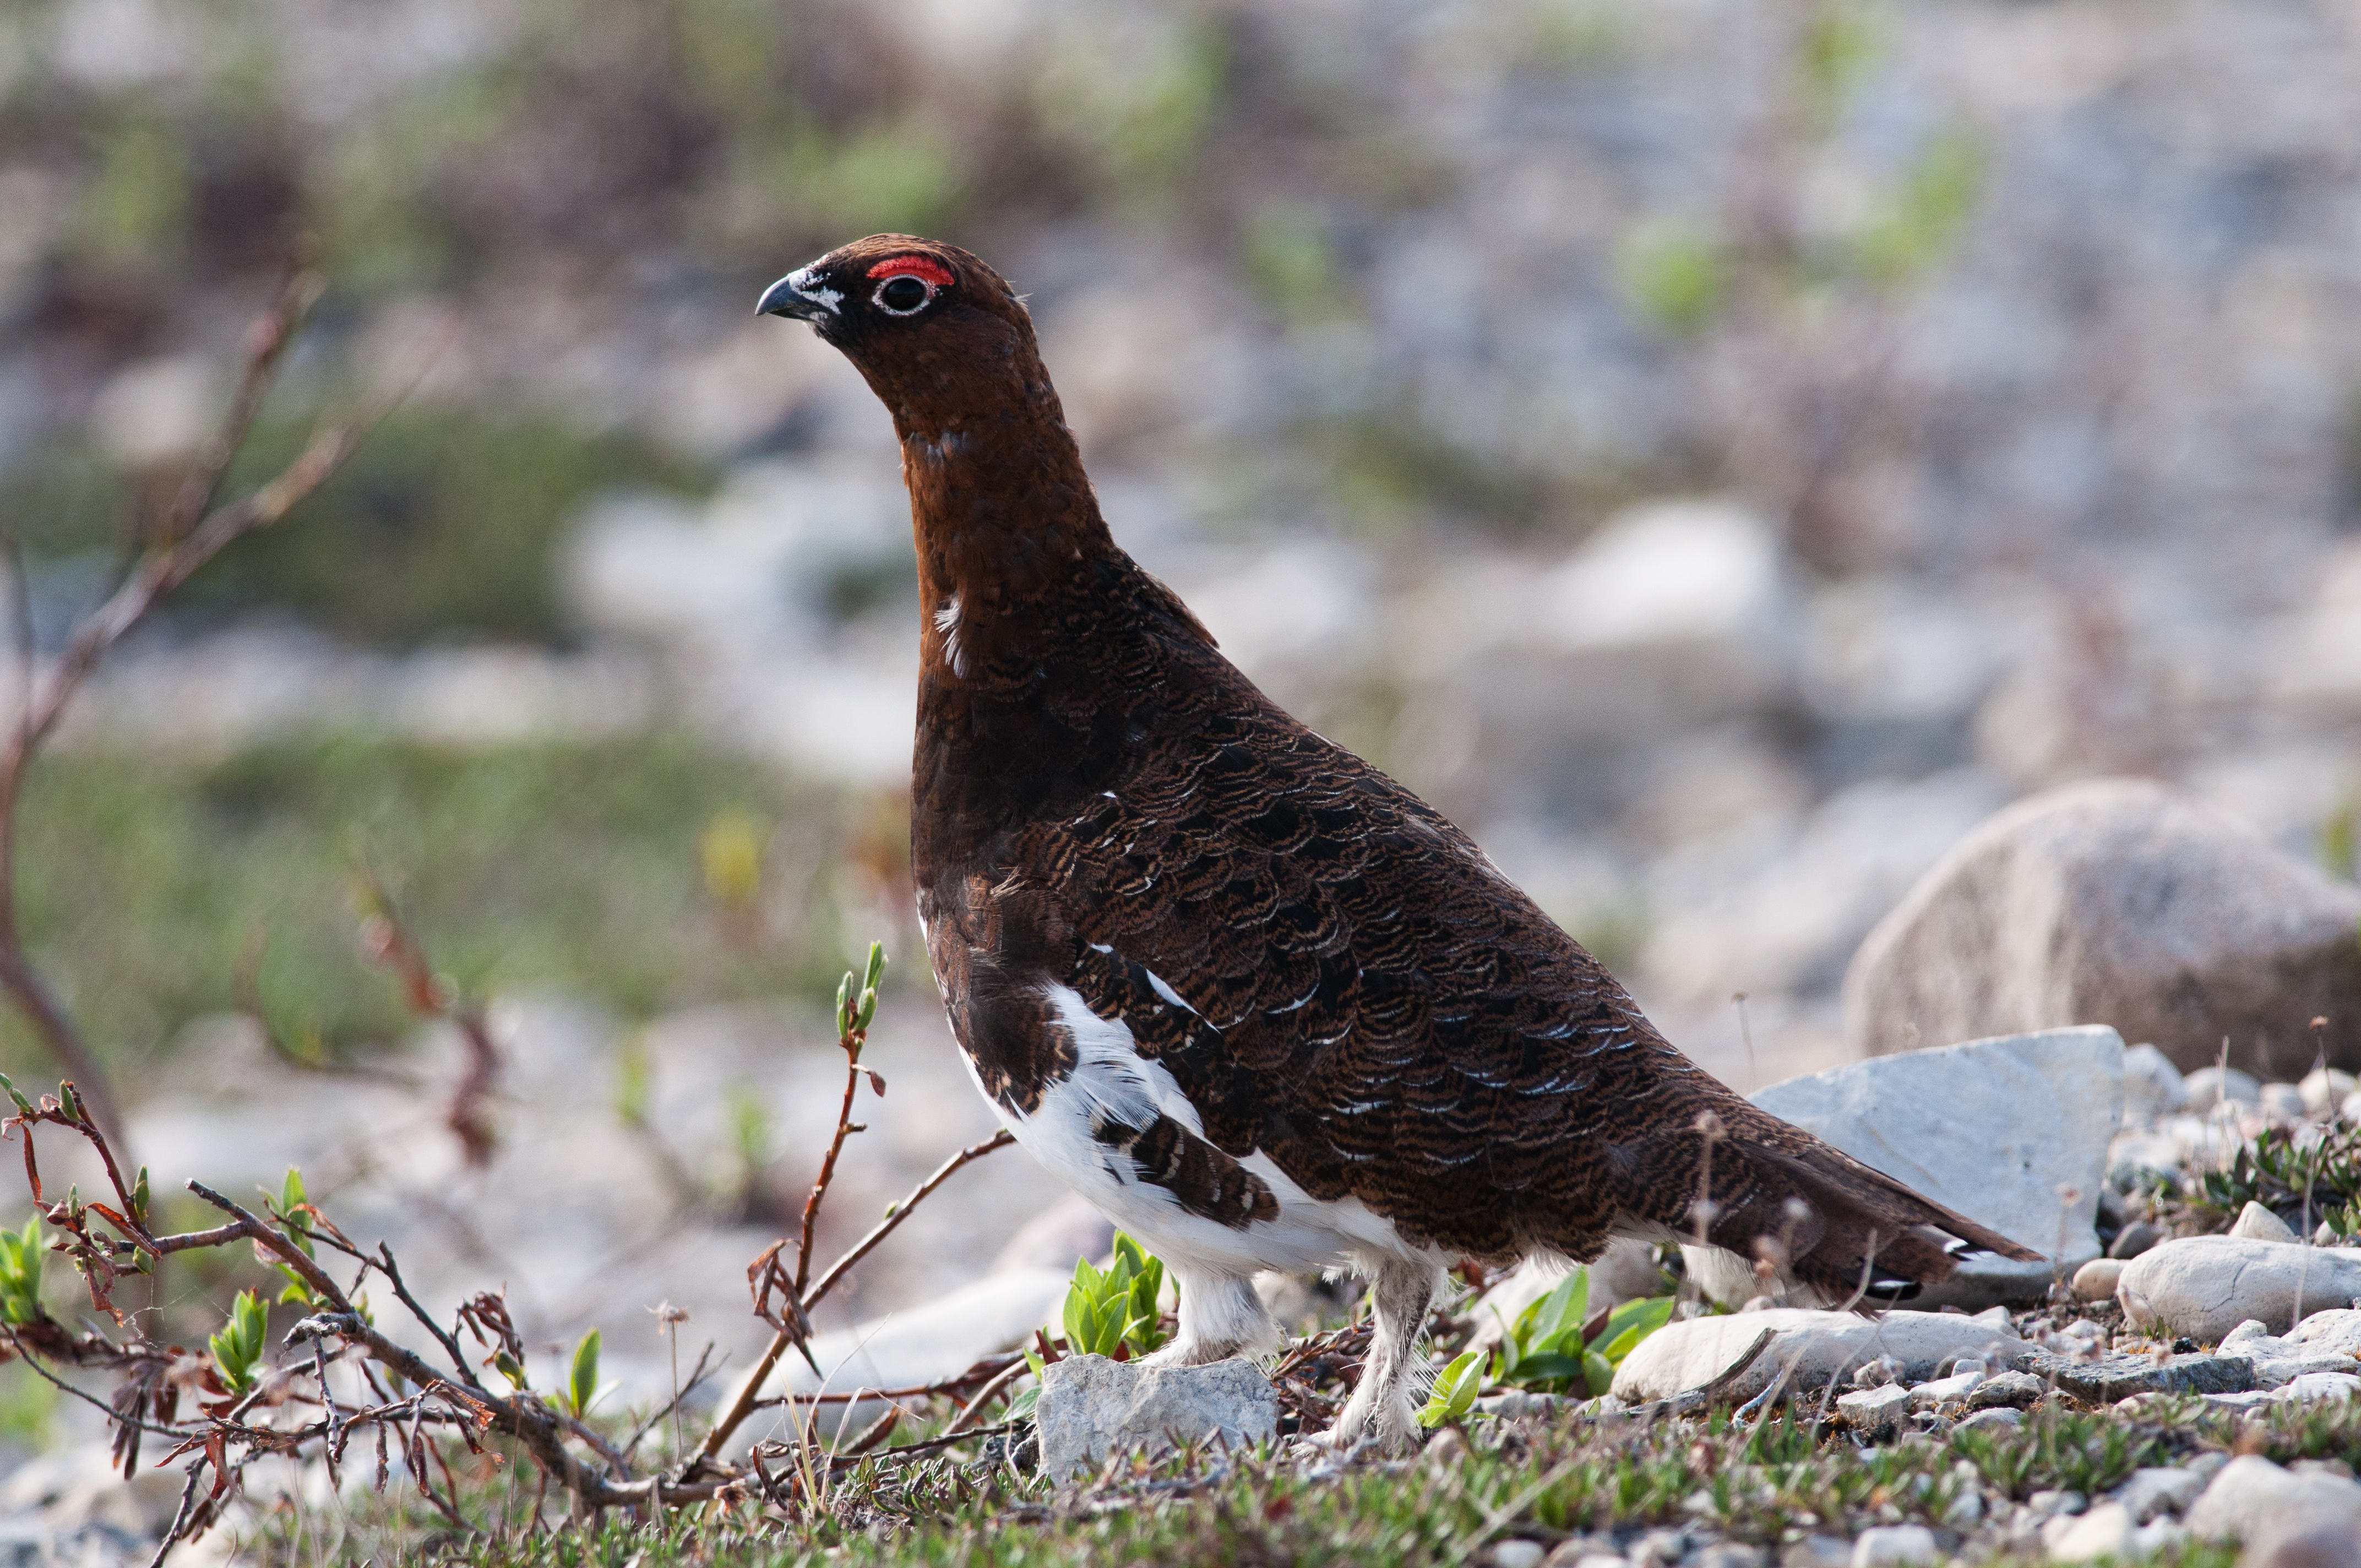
[{"left": 757, "top": 236, "right": 2036, "bottom": 1449}]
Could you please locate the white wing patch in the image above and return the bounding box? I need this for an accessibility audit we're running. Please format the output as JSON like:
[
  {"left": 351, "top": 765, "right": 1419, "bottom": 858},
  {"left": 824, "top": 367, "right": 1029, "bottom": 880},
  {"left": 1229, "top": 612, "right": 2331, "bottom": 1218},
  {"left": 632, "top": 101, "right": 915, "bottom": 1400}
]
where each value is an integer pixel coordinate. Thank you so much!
[{"left": 953, "top": 981, "right": 1435, "bottom": 1279}]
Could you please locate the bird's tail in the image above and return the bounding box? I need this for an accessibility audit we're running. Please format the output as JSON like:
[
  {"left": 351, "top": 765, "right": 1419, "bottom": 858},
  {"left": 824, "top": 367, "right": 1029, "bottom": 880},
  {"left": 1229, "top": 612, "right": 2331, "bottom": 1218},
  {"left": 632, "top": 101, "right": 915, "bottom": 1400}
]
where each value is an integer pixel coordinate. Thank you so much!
[{"left": 1622, "top": 1090, "right": 2042, "bottom": 1310}]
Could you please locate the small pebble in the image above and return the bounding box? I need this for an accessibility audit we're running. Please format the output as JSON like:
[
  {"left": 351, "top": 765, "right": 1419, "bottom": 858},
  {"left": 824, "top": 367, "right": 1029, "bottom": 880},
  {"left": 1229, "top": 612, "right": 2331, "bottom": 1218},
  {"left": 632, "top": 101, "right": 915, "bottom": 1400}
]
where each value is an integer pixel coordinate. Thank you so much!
[
  {"left": 1848, "top": 1526, "right": 1937, "bottom": 1568},
  {"left": 2109, "top": 1219, "right": 2164, "bottom": 1260},
  {"left": 1908, "top": 1369, "right": 1981, "bottom": 1409},
  {"left": 2185, "top": 1066, "right": 2260, "bottom": 1107},
  {"left": 1779, "top": 1537, "right": 1852, "bottom": 1568},
  {"left": 1953, "top": 1406, "right": 2024, "bottom": 1434},
  {"left": 2300, "top": 1068, "right": 2357, "bottom": 1117},
  {"left": 2231, "top": 1201, "right": 2297, "bottom": 1242},
  {"left": 2045, "top": 1501, "right": 2133, "bottom": 1562},
  {"left": 2260, "top": 1082, "right": 2309, "bottom": 1120},
  {"left": 2028, "top": 1489, "right": 2087, "bottom": 1518},
  {"left": 2112, "top": 1466, "right": 2203, "bottom": 1522},
  {"left": 1488, "top": 1543, "right": 1546, "bottom": 1568},
  {"left": 1966, "top": 1370, "right": 2044, "bottom": 1409},
  {"left": 1692, "top": 1545, "right": 1766, "bottom": 1568},
  {"left": 2073, "top": 1257, "right": 2127, "bottom": 1300}
]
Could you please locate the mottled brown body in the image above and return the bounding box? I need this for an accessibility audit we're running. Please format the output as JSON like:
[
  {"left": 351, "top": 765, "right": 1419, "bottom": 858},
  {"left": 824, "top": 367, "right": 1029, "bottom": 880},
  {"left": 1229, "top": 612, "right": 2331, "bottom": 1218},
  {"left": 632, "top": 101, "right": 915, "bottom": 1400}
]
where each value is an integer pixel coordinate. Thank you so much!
[{"left": 758, "top": 236, "right": 2037, "bottom": 1398}]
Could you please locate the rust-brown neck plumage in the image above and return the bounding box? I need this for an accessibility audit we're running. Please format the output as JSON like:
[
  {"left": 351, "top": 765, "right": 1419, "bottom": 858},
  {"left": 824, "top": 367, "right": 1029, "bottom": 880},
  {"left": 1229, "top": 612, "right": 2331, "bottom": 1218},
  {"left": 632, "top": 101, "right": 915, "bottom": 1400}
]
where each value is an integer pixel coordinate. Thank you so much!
[{"left": 847, "top": 298, "right": 1114, "bottom": 683}]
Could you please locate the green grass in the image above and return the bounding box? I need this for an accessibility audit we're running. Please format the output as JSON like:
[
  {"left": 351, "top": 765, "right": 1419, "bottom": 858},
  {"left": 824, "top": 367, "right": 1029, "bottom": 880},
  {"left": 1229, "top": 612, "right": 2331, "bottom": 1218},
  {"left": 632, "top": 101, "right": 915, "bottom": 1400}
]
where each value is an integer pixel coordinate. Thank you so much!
[
  {"left": 215, "top": 1392, "right": 2325, "bottom": 1568},
  {"left": 6, "top": 733, "right": 880, "bottom": 1074}
]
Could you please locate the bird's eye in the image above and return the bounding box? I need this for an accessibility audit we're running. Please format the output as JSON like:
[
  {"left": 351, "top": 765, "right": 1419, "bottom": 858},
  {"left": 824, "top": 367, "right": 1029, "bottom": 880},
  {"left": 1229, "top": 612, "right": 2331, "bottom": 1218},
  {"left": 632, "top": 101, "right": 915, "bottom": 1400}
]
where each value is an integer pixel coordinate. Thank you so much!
[{"left": 877, "top": 275, "right": 931, "bottom": 314}]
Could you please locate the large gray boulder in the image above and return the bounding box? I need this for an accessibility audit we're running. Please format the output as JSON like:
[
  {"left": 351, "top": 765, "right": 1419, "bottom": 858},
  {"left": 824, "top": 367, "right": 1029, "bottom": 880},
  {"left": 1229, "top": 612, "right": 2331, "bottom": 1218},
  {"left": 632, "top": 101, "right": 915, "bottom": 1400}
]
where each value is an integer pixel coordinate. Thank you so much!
[
  {"left": 1035, "top": 1355, "right": 1279, "bottom": 1479},
  {"left": 1842, "top": 779, "right": 2361, "bottom": 1076},
  {"left": 1690, "top": 1027, "right": 2122, "bottom": 1309}
]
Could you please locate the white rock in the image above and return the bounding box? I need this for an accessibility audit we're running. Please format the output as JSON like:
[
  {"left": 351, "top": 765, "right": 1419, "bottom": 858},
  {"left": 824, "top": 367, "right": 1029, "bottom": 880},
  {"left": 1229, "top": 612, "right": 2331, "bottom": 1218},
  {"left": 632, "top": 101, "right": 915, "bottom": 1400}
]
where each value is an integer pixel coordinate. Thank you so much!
[
  {"left": 2112, "top": 1467, "right": 2204, "bottom": 1522},
  {"left": 2276, "top": 1371, "right": 2361, "bottom": 1403},
  {"left": 2231, "top": 1202, "right": 2298, "bottom": 1242},
  {"left": 2261, "top": 1083, "right": 2309, "bottom": 1120},
  {"left": 2121, "top": 1044, "right": 2188, "bottom": 1123},
  {"left": 1836, "top": 1383, "right": 1912, "bottom": 1434},
  {"left": 1908, "top": 1370, "right": 1981, "bottom": 1408},
  {"left": 2186, "top": 1455, "right": 2361, "bottom": 1541},
  {"left": 1711, "top": 1026, "right": 2121, "bottom": 1307},
  {"left": 1488, "top": 1543, "right": 1547, "bottom": 1568},
  {"left": 2117, "top": 1236, "right": 2361, "bottom": 1340},
  {"left": 2302, "top": 1069, "right": 2358, "bottom": 1116},
  {"left": 2288, "top": 1308, "right": 2361, "bottom": 1358},
  {"left": 2208, "top": 1320, "right": 2361, "bottom": 1387},
  {"left": 1954, "top": 1406, "right": 2022, "bottom": 1434},
  {"left": 2046, "top": 1501, "right": 2134, "bottom": 1562},
  {"left": 1842, "top": 779, "right": 2361, "bottom": 1076},
  {"left": 2072, "top": 1258, "right": 2126, "bottom": 1301},
  {"left": 1848, "top": 1525, "right": 1938, "bottom": 1568},
  {"left": 2184, "top": 1066, "right": 2262, "bottom": 1108},
  {"left": 2344, "top": 1089, "right": 2361, "bottom": 1124},
  {"left": 1610, "top": 1309, "right": 2028, "bottom": 1403},
  {"left": 1035, "top": 1354, "right": 1278, "bottom": 1479}
]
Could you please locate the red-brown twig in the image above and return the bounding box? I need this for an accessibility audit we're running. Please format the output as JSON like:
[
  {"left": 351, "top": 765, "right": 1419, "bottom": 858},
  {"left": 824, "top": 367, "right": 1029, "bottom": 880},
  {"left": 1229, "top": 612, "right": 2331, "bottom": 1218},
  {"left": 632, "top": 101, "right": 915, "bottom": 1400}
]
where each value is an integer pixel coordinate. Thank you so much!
[
  {"left": 0, "top": 259, "right": 387, "bottom": 1149},
  {"left": 690, "top": 1126, "right": 1014, "bottom": 1468}
]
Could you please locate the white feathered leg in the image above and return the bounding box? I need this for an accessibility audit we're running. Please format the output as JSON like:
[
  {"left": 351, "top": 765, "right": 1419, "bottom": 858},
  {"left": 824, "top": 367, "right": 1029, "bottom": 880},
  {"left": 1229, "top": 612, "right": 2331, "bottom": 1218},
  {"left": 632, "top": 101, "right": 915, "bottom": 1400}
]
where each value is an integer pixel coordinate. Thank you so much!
[
  {"left": 1138, "top": 1263, "right": 1277, "bottom": 1366},
  {"left": 1318, "top": 1256, "right": 1443, "bottom": 1451}
]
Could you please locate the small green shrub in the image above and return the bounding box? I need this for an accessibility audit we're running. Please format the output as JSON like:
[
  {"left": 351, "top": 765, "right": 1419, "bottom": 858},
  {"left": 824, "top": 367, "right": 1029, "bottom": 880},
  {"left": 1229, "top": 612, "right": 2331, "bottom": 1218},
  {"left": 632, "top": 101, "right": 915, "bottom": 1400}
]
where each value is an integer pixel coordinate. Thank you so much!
[
  {"left": 1493, "top": 1269, "right": 1676, "bottom": 1398},
  {"left": 209, "top": 1289, "right": 269, "bottom": 1397}
]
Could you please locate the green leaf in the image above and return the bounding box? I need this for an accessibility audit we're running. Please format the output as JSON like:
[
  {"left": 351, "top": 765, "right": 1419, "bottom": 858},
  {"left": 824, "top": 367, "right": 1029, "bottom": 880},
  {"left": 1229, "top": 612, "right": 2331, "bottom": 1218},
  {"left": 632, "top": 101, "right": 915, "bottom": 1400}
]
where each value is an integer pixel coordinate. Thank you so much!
[
  {"left": 833, "top": 973, "right": 855, "bottom": 1037},
  {"left": 1418, "top": 1349, "right": 1485, "bottom": 1429},
  {"left": 1529, "top": 1269, "right": 1591, "bottom": 1354},
  {"left": 0, "top": 1072, "right": 32, "bottom": 1117},
  {"left": 568, "top": 1328, "right": 602, "bottom": 1417},
  {"left": 1504, "top": 1352, "right": 1587, "bottom": 1387},
  {"left": 493, "top": 1350, "right": 529, "bottom": 1391},
  {"left": 56, "top": 1084, "right": 83, "bottom": 1124},
  {"left": 1584, "top": 1350, "right": 1617, "bottom": 1398},
  {"left": 1007, "top": 1383, "right": 1040, "bottom": 1420},
  {"left": 130, "top": 1167, "right": 150, "bottom": 1226},
  {"left": 1593, "top": 1296, "right": 1676, "bottom": 1366}
]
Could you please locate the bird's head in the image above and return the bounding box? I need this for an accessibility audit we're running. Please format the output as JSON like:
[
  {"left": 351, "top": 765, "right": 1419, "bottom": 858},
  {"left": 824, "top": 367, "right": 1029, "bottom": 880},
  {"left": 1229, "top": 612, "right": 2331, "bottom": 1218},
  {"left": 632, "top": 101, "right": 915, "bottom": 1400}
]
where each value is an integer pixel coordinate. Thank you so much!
[{"left": 757, "top": 235, "right": 1045, "bottom": 439}]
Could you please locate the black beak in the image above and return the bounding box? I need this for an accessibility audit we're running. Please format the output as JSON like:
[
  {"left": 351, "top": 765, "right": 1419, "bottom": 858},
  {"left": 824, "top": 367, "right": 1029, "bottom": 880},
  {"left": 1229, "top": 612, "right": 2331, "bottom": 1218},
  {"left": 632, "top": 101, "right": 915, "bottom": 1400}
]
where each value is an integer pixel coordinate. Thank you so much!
[{"left": 757, "top": 271, "right": 833, "bottom": 322}]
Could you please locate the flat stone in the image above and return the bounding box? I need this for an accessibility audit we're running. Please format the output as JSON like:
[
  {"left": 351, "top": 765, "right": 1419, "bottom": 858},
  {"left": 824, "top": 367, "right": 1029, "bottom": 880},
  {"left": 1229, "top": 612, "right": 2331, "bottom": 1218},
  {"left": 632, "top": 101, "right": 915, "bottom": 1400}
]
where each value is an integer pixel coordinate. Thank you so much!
[
  {"left": 2277, "top": 1371, "right": 2361, "bottom": 1404},
  {"left": 1843, "top": 779, "right": 2361, "bottom": 1075},
  {"left": 1909, "top": 1370, "right": 1981, "bottom": 1408},
  {"left": 1848, "top": 1525, "right": 1938, "bottom": 1568},
  {"left": 2288, "top": 1309, "right": 2361, "bottom": 1358},
  {"left": 2109, "top": 1220, "right": 2165, "bottom": 1260},
  {"left": 1954, "top": 1406, "right": 2023, "bottom": 1434},
  {"left": 1709, "top": 1027, "right": 2123, "bottom": 1308},
  {"left": 2012, "top": 1349, "right": 2254, "bottom": 1402},
  {"left": 1836, "top": 1384, "right": 1912, "bottom": 1435},
  {"left": 2117, "top": 1237, "right": 2361, "bottom": 1340},
  {"left": 2213, "top": 1321, "right": 2361, "bottom": 1387},
  {"left": 1967, "top": 1370, "right": 2045, "bottom": 1409},
  {"left": 1035, "top": 1354, "right": 1278, "bottom": 1479},
  {"left": 1611, "top": 1309, "right": 2030, "bottom": 1403},
  {"left": 2186, "top": 1455, "right": 2361, "bottom": 1542}
]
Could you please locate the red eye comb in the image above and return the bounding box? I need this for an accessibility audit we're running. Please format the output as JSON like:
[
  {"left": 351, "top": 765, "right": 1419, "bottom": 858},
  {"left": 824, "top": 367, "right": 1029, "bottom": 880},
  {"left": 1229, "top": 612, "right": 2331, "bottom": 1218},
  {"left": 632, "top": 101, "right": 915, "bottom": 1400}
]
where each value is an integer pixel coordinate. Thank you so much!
[{"left": 868, "top": 255, "right": 955, "bottom": 289}]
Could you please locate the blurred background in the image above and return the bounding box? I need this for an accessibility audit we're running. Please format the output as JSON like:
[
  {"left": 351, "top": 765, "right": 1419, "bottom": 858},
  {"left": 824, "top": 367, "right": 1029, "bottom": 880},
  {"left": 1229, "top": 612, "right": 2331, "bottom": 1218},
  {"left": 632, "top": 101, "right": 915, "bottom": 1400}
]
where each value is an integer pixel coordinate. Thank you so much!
[{"left": 1, "top": 0, "right": 2358, "bottom": 1452}]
